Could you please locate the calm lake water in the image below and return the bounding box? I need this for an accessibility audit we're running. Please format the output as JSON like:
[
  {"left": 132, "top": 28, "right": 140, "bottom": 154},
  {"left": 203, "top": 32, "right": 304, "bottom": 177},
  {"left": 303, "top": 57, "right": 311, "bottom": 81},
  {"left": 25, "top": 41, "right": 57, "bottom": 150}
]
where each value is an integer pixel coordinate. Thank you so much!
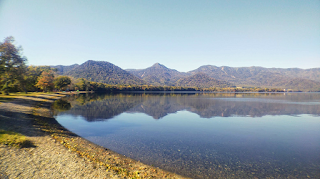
[{"left": 54, "top": 92, "right": 320, "bottom": 178}]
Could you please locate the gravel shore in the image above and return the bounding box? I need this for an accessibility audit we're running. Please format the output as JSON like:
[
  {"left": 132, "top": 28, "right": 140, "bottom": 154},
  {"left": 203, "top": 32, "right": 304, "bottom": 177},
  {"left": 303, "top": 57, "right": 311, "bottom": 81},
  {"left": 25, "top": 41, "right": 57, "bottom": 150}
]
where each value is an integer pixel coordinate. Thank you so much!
[{"left": 0, "top": 93, "right": 187, "bottom": 179}]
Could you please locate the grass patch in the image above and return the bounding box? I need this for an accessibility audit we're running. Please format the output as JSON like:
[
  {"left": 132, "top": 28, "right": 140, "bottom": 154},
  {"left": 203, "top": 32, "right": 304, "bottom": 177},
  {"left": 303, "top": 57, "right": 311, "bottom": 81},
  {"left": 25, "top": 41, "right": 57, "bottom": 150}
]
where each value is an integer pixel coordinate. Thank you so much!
[
  {"left": 0, "top": 130, "right": 33, "bottom": 148},
  {"left": 0, "top": 92, "right": 54, "bottom": 97}
]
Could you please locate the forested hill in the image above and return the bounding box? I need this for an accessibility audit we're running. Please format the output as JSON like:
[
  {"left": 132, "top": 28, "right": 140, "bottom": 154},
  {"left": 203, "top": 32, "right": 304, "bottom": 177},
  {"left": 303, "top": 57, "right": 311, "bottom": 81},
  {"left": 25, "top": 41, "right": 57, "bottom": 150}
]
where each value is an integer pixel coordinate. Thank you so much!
[
  {"left": 267, "top": 68, "right": 320, "bottom": 82},
  {"left": 126, "top": 63, "right": 188, "bottom": 86},
  {"left": 64, "top": 60, "right": 146, "bottom": 85},
  {"left": 176, "top": 73, "right": 231, "bottom": 88}
]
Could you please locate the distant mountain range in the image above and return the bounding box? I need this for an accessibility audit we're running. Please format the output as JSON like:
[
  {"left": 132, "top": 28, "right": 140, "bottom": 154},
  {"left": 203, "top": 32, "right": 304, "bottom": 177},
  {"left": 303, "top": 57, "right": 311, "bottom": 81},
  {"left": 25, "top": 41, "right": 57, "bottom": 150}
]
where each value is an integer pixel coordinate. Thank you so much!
[
  {"left": 52, "top": 60, "right": 320, "bottom": 91},
  {"left": 189, "top": 65, "right": 320, "bottom": 90}
]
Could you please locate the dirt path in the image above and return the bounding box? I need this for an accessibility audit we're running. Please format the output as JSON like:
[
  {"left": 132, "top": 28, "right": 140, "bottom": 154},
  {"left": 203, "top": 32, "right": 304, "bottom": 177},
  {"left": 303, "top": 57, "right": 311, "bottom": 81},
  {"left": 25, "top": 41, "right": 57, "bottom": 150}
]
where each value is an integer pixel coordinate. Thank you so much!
[{"left": 0, "top": 93, "right": 187, "bottom": 179}]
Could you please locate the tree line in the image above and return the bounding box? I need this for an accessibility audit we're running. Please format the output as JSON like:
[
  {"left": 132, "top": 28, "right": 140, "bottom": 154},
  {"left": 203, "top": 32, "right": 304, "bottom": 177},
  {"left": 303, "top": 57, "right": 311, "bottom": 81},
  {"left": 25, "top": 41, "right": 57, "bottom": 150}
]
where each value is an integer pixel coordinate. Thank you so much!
[
  {"left": 0, "top": 37, "right": 72, "bottom": 94},
  {"left": 0, "top": 36, "right": 290, "bottom": 94}
]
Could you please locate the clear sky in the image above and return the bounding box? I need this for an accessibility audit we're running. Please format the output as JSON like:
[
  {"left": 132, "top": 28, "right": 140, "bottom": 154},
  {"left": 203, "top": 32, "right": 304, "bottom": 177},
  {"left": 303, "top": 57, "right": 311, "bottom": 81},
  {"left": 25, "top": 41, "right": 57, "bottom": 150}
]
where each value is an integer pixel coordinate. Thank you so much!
[{"left": 0, "top": 0, "right": 319, "bottom": 72}]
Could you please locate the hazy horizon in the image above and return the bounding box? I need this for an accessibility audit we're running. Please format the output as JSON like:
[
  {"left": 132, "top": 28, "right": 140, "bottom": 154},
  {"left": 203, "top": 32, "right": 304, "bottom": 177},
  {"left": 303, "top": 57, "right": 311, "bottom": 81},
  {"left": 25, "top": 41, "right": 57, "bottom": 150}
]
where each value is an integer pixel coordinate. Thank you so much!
[{"left": 1, "top": 0, "right": 319, "bottom": 72}]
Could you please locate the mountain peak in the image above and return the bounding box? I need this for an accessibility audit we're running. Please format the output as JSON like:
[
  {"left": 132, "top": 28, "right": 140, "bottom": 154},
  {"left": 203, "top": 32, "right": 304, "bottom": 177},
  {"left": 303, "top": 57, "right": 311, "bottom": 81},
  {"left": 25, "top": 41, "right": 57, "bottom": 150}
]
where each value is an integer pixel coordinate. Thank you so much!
[
  {"left": 65, "top": 60, "right": 146, "bottom": 85},
  {"left": 151, "top": 63, "right": 167, "bottom": 69},
  {"left": 84, "top": 60, "right": 111, "bottom": 65}
]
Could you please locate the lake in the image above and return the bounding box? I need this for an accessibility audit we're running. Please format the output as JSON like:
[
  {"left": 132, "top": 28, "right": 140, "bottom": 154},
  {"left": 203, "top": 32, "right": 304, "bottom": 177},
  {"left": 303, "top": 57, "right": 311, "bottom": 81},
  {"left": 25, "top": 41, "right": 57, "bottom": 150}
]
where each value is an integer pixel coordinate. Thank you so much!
[{"left": 54, "top": 92, "right": 320, "bottom": 178}]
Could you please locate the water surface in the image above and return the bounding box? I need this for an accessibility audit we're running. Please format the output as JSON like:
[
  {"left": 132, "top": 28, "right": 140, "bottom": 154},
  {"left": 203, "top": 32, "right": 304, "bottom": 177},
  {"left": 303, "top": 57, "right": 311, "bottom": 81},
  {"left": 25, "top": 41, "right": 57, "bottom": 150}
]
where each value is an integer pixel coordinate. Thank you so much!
[{"left": 54, "top": 92, "right": 320, "bottom": 178}]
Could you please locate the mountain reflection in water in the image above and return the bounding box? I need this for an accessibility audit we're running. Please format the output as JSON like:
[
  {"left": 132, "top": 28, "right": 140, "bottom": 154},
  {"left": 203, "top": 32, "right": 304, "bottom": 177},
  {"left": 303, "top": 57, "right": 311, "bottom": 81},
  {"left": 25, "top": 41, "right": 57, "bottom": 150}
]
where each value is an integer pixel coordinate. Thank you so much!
[
  {"left": 54, "top": 92, "right": 320, "bottom": 179},
  {"left": 55, "top": 92, "right": 320, "bottom": 121}
]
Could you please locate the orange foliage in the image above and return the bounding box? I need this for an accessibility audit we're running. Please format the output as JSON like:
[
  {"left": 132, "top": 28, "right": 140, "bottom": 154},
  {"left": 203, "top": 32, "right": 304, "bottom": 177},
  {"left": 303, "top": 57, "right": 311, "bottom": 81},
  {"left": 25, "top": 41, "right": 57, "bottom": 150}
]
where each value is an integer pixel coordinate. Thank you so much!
[{"left": 35, "top": 71, "right": 54, "bottom": 92}]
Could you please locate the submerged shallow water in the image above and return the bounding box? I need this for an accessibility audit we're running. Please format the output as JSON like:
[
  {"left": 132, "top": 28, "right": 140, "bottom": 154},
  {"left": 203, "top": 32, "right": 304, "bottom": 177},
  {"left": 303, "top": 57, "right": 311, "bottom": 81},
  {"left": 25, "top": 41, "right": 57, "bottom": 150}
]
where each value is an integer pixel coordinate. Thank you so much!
[{"left": 54, "top": 92, "right": 320, "bottom": 178}]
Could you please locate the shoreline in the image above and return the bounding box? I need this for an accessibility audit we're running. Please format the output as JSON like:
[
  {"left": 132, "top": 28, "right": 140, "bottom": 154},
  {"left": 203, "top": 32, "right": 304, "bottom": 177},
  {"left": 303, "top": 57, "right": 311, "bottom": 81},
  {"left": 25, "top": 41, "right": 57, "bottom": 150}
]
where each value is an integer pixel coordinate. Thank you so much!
[{"left": 0, "top": 92, "right": 187, "bottom": 178}]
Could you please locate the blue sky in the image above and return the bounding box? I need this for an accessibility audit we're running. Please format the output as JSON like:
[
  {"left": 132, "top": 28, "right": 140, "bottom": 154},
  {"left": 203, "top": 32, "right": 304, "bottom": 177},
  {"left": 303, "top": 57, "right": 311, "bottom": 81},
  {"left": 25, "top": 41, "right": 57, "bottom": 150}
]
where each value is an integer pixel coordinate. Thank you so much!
[{"left": 0, "top": 0, "right": 319, "bottom": 72}]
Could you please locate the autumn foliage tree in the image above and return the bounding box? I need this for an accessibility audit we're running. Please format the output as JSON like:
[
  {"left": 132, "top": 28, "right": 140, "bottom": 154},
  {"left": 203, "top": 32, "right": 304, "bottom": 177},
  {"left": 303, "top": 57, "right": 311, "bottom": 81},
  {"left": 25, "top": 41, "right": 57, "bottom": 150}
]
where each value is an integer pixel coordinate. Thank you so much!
[
  {"left": 36, "top": 71, "right": 54, "bottom": 92},
  {"left": 24, "top": 66, "right": 56, "bottom": 92}
]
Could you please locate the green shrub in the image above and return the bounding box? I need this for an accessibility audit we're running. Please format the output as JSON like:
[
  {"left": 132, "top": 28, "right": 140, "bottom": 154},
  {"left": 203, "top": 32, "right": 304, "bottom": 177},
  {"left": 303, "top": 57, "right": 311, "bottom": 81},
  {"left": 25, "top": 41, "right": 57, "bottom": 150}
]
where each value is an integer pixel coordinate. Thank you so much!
[{"left": 0, "top": 130, "right": 33, "bottom": 148}]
